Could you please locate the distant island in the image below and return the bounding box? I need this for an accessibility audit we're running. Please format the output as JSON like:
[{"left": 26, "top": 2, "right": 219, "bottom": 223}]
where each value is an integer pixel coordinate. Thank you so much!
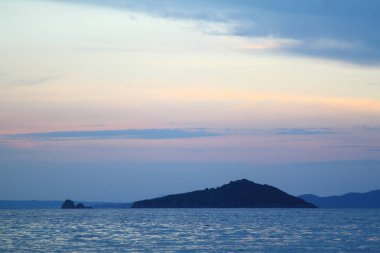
[
  {"left": 61, "top": 199, "right": 91, "bottom": 209},
  {"left": 132, "top": 179, "right": 316, "bottom": 208},
  {"left": 2, "top": 186, "right": 380, "bottom": 209},
  {"left": 299, "top": 189, "right": 380, "bottom": 208},
  {"left": 0, "top": 200, "right": 132, "bottom": 209}
]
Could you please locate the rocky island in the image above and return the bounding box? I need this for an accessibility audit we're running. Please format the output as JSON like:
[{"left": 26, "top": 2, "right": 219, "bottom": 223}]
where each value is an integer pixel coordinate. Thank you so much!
[
  {"left": 132, "top": 179, "right": 317, "bottom": 208},
  {"left": 61, "top": 199, "right": 91, "bottom": 209}
]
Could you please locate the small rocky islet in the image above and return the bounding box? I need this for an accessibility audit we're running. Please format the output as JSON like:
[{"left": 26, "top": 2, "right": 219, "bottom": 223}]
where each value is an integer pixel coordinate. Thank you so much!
[{"left": 61, "top": 199, "right": 91, "bottom": 209}]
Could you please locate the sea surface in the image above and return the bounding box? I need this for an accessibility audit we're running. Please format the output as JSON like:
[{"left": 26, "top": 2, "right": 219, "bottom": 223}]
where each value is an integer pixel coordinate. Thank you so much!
[{"left": 0, "top": 209, "right": 379, "bottom": 252}]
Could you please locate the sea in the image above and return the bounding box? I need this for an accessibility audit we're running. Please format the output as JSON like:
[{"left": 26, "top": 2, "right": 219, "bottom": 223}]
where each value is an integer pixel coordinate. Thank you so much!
[{"left": 0, "top": 209, "right": 379, "bottom": 252}]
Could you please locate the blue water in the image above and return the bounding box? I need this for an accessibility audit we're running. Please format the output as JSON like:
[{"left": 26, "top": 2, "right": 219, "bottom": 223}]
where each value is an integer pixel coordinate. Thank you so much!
[{"left": 0, "top": 209, "right": 379, "bottom": 252}]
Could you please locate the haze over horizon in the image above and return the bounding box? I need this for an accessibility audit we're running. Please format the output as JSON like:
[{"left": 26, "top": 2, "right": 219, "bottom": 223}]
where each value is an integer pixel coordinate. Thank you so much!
[{"left": 1, "top": 0, "right": 380, "bottom": 202}]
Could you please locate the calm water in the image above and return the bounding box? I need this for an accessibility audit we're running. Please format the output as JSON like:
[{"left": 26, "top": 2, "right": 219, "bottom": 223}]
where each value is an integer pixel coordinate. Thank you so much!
[{"left": 0, "top": 209, "right": 379, "bottom": 252}]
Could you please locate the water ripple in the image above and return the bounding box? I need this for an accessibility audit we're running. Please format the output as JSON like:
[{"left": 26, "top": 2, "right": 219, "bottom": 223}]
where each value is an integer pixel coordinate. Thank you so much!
[{"left": 0, "top": 209, "right": 379, "bottom": 252}]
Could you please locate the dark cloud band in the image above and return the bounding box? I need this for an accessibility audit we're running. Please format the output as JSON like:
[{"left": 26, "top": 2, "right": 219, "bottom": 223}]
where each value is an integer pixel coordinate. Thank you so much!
[
  {"left": 6, "top": 128, "right": 223, "bottom": 141},
  {"left": 51, "top": 0, "right": 380, "bottom": 65}
]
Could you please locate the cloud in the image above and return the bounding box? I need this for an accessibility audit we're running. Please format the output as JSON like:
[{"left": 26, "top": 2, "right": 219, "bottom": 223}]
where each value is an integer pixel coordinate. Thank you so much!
[
  {"left": 332, "top": 145, "right": 380, "bottom": 151},
  {"left": 238, "top": 37, "right": 301, "bottom": 51},
  {"left": 50, "top": 0, "right": 380, "bottom": 65},
  {"left": 1, "top": 76, "right": 56, "bottom": 86},
  {"left": 4, "top": 128, "right": 224, "bottom": 141},
  {"left": 2, "top": 127, "right": 341, "bottom": 142},
  {"left": 273, "top": 128, "right": 336, "bottom": 135}
]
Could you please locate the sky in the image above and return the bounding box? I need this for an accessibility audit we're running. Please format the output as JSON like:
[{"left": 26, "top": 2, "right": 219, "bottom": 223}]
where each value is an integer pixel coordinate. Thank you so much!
[{"left": 0, "top": 0, "right": 380, "bottom": 202}]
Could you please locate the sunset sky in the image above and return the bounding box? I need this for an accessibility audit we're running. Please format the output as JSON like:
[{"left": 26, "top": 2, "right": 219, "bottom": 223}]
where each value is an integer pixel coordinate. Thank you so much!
[{"left": 1, "top": 0, "right": 380, "bottom": 202}]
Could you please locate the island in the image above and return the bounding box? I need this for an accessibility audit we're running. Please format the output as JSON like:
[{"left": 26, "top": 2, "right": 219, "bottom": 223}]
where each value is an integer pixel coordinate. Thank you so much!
[
  {"left": 131, "top": 179, "right": 317, "bottom": 208},
  {"left": 61, "top": 199, "right": 91, "bottom": 209},
  {"left": 299, "top": 189, "right": 380, "bottom": 208}
]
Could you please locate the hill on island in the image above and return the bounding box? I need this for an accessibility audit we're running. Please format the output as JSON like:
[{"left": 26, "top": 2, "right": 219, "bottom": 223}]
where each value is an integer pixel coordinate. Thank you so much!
[
  {"left": 299, "top": 189, "right": 380, "bottom": 208},
  {"left": 132, "top": 179, "right": 316, "bottom": 208}
]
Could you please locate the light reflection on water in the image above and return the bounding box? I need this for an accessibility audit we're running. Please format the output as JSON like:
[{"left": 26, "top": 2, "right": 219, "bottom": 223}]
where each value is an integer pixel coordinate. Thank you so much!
[{"left": 0, "top": 209, "right": 379, "bottom": 252}]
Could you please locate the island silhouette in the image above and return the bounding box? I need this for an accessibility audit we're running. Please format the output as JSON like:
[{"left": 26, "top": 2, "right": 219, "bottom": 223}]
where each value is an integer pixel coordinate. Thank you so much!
[
  {"left": 61, "top": 199, "right": 91, "bottom": 209},
  {"left": 299, "top": 189, "right": 380, "bottom": 208},
  {"left": 132, "top": 179, "right": 316, "bottom": 208}
]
